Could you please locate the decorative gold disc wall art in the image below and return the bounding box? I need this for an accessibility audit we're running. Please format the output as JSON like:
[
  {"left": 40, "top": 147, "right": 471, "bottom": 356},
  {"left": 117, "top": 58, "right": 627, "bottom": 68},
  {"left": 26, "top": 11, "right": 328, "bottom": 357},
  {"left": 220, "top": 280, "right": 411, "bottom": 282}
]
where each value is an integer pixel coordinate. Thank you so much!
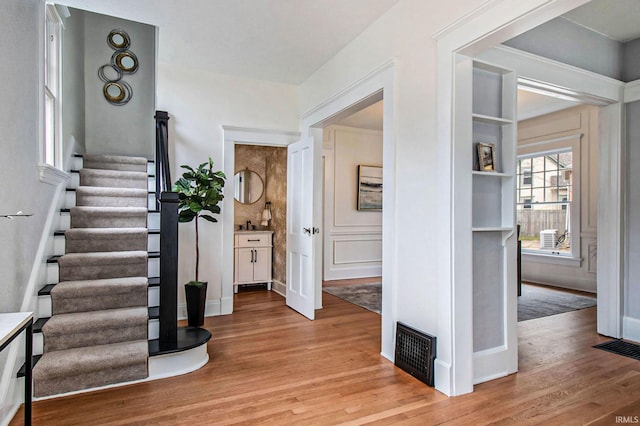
[{"left": 98, "top": 29, "right": 138, "bottom": 105}]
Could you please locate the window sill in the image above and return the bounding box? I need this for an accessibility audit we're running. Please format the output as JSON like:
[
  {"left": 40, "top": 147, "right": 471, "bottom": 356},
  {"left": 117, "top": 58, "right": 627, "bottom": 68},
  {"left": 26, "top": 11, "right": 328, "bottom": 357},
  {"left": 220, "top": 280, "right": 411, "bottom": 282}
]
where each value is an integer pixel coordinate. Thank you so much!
[
  {"left": 522, "top": 252, "right": 582, "bottom": 267},
  {"left": 38, "top": 163, "right": 70, "bottom": 186}
]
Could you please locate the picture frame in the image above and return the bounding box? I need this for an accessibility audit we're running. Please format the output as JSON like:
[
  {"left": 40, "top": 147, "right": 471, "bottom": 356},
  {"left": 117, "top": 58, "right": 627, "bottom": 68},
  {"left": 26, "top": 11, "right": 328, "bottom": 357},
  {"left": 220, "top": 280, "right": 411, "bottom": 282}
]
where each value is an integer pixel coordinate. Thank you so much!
[
  {"left": 477, "top": 142, "right": 497, "bottom": 172},
  {"left": 357, "top": 165, "right": 382, "bottom": 211}
]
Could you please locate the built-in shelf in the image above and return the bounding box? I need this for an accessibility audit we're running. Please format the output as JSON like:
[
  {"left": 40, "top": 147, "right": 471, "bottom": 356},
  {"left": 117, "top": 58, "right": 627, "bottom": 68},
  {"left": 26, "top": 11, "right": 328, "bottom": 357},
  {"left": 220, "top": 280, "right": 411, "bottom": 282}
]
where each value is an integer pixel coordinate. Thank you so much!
[
  {"left": 471, "top": 171, "right": 512, "bottom": 177},
  {"left": 472, "top": 113, "right": 513, "bottom": 125},
  {"left": 471, "top": 227, "right": 513, "bottom": 232}
]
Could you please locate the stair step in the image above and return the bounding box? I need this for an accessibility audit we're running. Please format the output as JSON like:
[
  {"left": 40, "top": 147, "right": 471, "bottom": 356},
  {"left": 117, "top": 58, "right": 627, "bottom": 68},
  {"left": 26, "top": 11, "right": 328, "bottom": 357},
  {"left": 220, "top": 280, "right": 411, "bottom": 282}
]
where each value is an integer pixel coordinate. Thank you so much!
[
  {"left": 74, "top": 187, "right": 149, "bottom": 209},
  {"left": 32, "top": 339, "right": 149, "bottom": 397},
  {"left": 31, "top": 306, "right": 159, "bottom": 335},
  {"left": 17, "top": 355, "right": 42, "bottom": 378},
  {"left": 39, "top": 277, "right": 160, "bottom": 296},
  {"left": 81, "top": 154, "right": 149, "bottom": 173},
  {"left": 48, "top": 252, "right": 160, "bottom": 263},
  {"left": 51, "top": 276, "right": 150, "bottom": 314},
  {"left": 70, "top": 206, "right": 149, "bottom": 229},
  {"left": 54, "top": 228, "right": 159, "bottom": 236},
  {"left": 19, "top": 326, "right": 211, "bottom": 377}
]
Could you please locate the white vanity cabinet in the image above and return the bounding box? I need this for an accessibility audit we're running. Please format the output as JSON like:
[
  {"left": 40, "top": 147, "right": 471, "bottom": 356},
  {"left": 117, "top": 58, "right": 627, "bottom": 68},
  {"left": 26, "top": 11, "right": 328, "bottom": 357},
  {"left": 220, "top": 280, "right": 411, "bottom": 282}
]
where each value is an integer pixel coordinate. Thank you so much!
[{"left": 234, "top": 231, "right": 273, "bottom": 293}]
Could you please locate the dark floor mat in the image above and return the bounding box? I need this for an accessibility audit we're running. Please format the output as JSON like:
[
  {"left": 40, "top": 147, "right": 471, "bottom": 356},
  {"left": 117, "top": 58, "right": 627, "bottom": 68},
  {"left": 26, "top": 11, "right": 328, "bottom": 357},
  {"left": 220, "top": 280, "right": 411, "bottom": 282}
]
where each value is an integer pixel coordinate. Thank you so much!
[{"left": 593, "top": 339, "right": 640, "bottom": 361}]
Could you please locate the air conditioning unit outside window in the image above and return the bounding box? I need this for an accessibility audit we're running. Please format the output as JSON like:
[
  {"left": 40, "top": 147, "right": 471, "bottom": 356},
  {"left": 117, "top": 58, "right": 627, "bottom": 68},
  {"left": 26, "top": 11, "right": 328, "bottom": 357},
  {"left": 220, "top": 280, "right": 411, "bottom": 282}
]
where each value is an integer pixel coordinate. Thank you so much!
[{"left": 540, "top": 229, "right": 557, "bottom": 249}]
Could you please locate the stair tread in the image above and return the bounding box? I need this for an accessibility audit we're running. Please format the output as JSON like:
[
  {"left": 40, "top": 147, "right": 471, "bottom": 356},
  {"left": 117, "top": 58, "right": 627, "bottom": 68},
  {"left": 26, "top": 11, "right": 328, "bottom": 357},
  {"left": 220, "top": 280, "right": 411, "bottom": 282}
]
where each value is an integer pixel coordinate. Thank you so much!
[
  {"left": 40, "top": 277, "right": 160, "bottom": 295},
  {"left": 48, "top": 252, "right": 159, "bottom": 263},
  {"left": 55, "top": 228, "right": 159, "bottom": 235},
  {"left": 33, "top": 306, "right": 158, "bottom": 335},
  {"left": 17, "top": 355, "right": 42, "bottom": 378},
  {"left": 71, "top": 169, "right": 155, "bottom": 177},
  {"left": 33, "top": 340, "right": 148, "bottom": 380},
  {"left": 43, "top": 307, "right": 148, "bottom": 335},
  {"left": 52, "top": 276, "right": 149, "bottom": 298},
  {"left": 75, "top": 153, "right": 153, "bottom": 163}
]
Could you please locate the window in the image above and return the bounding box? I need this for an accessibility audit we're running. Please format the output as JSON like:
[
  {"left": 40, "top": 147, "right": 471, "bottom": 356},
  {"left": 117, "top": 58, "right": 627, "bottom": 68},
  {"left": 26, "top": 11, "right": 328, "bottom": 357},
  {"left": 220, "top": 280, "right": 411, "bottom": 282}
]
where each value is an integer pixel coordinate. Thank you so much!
[
  {"left": 44, "top": 4, "right": 62, "bottom": 169},
  {"left": 517, "top": 150, "right": 573, "bottom": 256}
]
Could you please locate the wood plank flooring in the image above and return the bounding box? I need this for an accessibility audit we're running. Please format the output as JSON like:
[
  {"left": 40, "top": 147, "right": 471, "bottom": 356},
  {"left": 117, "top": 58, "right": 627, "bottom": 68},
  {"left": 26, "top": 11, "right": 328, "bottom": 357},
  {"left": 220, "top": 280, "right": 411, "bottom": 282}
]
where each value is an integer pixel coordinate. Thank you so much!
[{"left": 12, "top": 290, "right": 640, "bottom": 425}]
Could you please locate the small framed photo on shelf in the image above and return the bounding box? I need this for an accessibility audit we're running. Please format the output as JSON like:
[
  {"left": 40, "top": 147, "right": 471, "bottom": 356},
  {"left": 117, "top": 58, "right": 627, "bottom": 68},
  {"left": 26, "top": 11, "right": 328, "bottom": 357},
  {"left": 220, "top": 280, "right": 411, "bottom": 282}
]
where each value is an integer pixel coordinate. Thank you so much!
[{"left": 477, "top": 142, "right": 497, "bottom": 172}]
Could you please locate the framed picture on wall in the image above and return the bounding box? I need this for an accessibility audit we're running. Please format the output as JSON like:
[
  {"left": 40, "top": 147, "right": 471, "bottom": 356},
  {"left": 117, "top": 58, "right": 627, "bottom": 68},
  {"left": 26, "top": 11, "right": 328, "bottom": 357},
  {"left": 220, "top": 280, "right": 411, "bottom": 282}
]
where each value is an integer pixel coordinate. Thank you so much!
[
  {"left": 357, "top": 165, "right": 383, "bottom": 211},
  {"left": 477, "top": 142, "right": 497, "bottom": 171}
]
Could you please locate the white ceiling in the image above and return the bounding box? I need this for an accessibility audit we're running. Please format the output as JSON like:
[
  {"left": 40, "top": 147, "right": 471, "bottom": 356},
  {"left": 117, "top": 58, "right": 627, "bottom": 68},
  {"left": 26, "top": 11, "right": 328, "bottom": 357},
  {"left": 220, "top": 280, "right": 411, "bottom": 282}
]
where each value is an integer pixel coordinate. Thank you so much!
[
  {"left": 336, "top": 101, "right": 384, "bottom": 131},
  {"left": 60, "top": 0, "right": 401, "bottom": 85},
  {"left": 517, "top": 90, "right": 580, "bottom": 121},
  {"left": 562, "top": 0, "right": 640, "bottom": 42}
]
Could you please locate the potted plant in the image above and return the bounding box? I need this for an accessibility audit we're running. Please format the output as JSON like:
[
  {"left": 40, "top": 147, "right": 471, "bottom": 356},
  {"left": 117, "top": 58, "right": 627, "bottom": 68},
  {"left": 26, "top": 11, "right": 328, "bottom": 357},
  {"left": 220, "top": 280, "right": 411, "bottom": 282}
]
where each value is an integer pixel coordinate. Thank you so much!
[{"left": 173, "top": 157, "right": 226, "bottom": 327}]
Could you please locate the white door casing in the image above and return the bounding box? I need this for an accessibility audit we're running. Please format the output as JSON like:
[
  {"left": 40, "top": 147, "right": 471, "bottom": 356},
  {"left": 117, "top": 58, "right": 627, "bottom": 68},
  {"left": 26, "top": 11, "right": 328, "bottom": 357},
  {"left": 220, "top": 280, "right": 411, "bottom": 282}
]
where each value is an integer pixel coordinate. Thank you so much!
[{"left": 286, "top": 137, "right": 316, "bottom": 319}]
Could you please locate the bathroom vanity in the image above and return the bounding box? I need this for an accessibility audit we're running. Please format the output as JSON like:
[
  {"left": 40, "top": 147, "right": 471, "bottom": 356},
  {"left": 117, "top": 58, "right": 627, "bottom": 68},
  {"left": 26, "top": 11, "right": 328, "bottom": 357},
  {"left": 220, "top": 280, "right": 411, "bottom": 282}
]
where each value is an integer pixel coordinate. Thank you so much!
[{"left": 234, "top": 230, "right": 273, "bottom": 293}]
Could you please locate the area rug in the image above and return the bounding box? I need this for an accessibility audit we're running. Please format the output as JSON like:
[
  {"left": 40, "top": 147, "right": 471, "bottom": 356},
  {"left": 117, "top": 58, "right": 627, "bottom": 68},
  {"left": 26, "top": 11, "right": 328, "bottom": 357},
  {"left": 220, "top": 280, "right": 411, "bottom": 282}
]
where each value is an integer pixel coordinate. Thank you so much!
[
  {"left": 518, "top": 284, "right": 596, "bottom": 321},
  {"left": 323, "top": 283, "right": 381, "bottom": 314}
]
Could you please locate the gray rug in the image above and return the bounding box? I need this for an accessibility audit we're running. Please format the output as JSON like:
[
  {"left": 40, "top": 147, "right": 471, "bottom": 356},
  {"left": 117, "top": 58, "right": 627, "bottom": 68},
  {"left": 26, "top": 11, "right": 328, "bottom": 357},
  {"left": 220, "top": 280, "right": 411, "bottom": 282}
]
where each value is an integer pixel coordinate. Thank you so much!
[
  {"left": 322, "top": 283, "right": 596, "bottom": 321},
  {"left": 518, "top": 284, "right": 596, "bottom": 321},
  {"left": 323, "top": 283, "right": 381, "bottom": 314}
]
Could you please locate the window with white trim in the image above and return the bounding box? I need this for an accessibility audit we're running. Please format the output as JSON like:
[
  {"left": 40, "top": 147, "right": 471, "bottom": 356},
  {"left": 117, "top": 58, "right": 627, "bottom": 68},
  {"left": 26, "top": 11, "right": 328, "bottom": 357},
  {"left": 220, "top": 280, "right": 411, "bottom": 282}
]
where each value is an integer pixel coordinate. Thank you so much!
[
  {"left": 44, "top": 4, "right": 62, "bottom": 168},
  {"left": 517, "top": 149, "right": 573, "bottom": 256}
]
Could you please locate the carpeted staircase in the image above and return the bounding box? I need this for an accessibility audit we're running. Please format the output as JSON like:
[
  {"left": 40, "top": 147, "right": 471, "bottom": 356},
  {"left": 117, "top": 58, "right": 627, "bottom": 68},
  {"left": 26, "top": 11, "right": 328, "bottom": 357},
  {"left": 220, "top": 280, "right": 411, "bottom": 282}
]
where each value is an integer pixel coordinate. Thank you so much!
[{"left": 33, "top": 154, "right": 150, "bottom": 397}]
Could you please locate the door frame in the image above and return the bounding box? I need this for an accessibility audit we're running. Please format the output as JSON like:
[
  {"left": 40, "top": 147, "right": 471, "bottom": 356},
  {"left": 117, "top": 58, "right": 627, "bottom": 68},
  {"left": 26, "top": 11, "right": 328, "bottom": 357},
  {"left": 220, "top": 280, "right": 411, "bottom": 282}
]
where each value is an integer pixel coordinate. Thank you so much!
[
  {"left": 300, "top": 59, "right": 396, "bottom": 359},
  {"left": 221, "top": 126, "right": 300, "bottom": 314},
  {"left": 435, "top": 0, "right": 625, "bottom": 396}
]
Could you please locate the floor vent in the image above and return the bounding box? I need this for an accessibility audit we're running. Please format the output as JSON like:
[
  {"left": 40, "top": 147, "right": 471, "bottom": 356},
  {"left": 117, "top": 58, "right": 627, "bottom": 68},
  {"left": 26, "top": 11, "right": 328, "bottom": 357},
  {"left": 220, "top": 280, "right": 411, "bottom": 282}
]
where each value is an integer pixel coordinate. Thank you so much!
[
  {"left": 394, "top": 322, "right": 436, "bottom": 387},
  {"left": 593, "top": 339, "right": 640, "bottom": 361}
]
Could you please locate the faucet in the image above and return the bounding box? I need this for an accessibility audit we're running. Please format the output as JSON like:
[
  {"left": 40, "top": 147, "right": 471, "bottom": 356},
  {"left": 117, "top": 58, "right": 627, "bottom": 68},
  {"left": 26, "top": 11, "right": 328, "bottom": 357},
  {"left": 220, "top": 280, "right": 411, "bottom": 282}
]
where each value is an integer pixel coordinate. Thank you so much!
[{"left": 246, "top": 220, "right": 251, "bottom": 230}]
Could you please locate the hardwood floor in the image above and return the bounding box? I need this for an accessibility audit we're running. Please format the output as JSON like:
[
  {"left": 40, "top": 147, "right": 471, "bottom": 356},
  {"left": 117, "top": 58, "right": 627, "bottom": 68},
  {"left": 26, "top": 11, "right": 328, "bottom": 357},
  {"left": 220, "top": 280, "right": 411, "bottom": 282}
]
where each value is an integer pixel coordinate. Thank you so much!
[
  {"left": 323, "top": 277, "right": 381, "bottom": 287},
  {"left": 13, "top": 290, "right": 640, "bottom": 425}
]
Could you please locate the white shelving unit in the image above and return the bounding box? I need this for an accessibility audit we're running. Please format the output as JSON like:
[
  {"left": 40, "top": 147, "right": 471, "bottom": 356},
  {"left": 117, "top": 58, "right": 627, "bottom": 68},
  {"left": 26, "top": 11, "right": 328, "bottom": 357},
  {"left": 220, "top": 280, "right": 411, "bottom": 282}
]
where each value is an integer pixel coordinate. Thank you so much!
[{"left": 455, "top": 57, "right": 518, "bottom": 385}]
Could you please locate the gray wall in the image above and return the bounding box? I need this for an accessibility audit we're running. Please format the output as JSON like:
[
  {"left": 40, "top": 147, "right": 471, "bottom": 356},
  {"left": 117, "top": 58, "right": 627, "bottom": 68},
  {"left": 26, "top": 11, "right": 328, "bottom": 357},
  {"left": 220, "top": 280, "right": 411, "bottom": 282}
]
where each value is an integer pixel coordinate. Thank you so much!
[
  {"left": 83, "top": 11, "right": 155, "bottom": 159},
  {"left": 626, "top": 101, "right": 640, "bottom": 319},
  {"left": 623, "top": 38, "right": 640, "bottom": 82},
  {"left": 62, "top": 7, "right": 86, "bottom": 154},
  {"left": 504, "top": 17, "right": 624, "bottom": 80}
]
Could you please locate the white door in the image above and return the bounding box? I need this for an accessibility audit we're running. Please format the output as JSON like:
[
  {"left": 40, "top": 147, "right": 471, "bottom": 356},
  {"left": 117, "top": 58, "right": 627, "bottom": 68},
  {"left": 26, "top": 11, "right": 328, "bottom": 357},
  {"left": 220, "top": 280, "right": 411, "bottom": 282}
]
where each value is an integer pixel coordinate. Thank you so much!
[{"left": 286, "top": 137, "right": 316, "bottom": 319}]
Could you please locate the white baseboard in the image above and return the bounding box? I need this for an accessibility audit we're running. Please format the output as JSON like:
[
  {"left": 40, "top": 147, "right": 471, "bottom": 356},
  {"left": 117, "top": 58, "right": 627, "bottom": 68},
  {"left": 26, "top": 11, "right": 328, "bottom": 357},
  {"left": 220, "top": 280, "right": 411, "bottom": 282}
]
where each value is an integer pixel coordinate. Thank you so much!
[
  {"left": 272, "top": 280, "right": 286, "bottom": 297},
  {"left": 220, "top": 296, "right": 233, "bottom": 315},
  {"left": 623, "top": 316, "right": 640, "bottom": 343},
  {"left": 178, "top": 299, "right": 222, "bottom": 320},
  {"left": 324, "top": 266, "right": 382, "bottom": 281},
  {"left": 434, "top": 359, "right": 452, "bottom": 396},
  {"left": 473, "top": 346, "right": 510, "bottom": 385}
]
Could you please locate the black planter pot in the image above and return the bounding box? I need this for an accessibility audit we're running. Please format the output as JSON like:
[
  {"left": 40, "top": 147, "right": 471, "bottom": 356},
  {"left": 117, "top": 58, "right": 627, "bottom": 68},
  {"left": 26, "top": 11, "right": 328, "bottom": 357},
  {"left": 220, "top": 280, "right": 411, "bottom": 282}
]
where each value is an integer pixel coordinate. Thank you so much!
[{"left": 185, "top": 282, "right": 207, "bottom": 327}]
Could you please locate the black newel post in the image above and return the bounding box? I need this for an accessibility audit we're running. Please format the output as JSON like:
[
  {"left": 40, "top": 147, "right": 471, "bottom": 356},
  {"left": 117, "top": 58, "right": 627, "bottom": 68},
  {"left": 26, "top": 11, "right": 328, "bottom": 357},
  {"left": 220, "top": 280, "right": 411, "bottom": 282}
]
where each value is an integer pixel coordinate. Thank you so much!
[{"left": 159, "top": 191, "right": 179, "bottom": 344}]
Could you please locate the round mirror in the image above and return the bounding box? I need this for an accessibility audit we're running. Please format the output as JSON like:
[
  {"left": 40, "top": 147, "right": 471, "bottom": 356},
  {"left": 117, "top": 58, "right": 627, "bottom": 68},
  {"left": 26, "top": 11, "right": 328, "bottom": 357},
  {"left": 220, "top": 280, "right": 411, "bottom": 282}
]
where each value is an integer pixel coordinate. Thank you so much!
[
  {"left": 113, "top": 50, "right": 139, "bottom": 74},
  {"left": 234, "top": 169, "right": 264, "bottom": 204},
  {"left": 107, "top": 29, "right": 130, "bottom": 49},
  {"left": 102, "top": 81, "right": 132, "bottom": 105}
]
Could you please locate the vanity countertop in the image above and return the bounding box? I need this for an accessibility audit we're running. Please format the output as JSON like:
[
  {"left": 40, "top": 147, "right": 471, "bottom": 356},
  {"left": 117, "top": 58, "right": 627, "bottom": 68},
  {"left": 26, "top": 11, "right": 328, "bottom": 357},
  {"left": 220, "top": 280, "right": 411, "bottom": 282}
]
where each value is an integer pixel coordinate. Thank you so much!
[{"left": 235, "top": 230, "right": 273, "bottom": 234}]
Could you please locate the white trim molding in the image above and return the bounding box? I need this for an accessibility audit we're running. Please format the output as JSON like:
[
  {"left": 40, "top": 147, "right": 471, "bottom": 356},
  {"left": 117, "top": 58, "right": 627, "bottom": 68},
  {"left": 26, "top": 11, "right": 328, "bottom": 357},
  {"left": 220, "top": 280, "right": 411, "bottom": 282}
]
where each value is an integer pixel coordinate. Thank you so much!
[
  {"left": 623, "top": 316, "right": 640, "bottom": 343},
  {"left": 624, "top": 80, "right": 640, "bottom": 104},
  {"left": 435, "top": 0, "right": 599, "bottom": 397},
  {"left": 221, "top": 127, "right": 301, "bottom": 315},
  {"left": 300, "top": 59, "right": 396, "bottom": 364},
  {"left": 38, "top": 163, "right": 70, "bottom": 186}
]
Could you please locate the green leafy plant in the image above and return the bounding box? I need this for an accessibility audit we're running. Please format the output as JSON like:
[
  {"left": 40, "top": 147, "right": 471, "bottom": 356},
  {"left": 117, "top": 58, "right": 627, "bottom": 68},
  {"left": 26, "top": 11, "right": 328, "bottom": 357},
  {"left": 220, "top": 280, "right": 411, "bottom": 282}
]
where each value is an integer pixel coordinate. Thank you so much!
[{"left": 173, "top": 157, "right": 226, "bottom": 286}]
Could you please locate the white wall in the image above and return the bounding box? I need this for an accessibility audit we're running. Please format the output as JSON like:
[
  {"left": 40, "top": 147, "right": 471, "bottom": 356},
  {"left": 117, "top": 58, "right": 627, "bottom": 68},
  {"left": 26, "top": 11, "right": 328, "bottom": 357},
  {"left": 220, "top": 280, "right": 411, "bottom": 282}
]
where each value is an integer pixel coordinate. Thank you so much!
[
  {"left": 156, "top": 63, "right": 299, "bottom": 315},
  {"left": 625, "top": 100, "right": 640, "bottom": 340},
  {"left": 300, "top": 0, "right": 487, "bottom": 343},
  {"left": 323, "top": 125, "right": 382, "bottom": 280},
  {"left": 61, "top": 7, "right": 86, "bottom": 155},
  {"left": 0, "top": 1, "right": 60, "bottom": 422},
  {"left": 83, "top": 11, "right": 155, "bottom": 159},
  {"left": 518, "top": 105, "right": 599, "bottom": 293}
]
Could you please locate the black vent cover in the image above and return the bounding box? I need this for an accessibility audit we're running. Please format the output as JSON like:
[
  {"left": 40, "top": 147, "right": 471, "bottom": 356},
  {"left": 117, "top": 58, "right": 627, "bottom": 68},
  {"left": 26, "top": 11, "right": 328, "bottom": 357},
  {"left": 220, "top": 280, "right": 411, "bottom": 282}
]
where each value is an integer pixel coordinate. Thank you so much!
[
  {"left": 594, "top": 339, "right": 640, "bottom": 361},
  {"left": 394, "top": 322, "right": 436, "bottom": 387}
]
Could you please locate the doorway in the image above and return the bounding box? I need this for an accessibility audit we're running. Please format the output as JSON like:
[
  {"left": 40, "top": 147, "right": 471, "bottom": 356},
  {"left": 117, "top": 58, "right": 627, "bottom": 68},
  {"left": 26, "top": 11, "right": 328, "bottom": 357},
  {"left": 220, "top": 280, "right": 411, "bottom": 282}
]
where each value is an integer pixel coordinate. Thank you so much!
[
  {"left": 437, "top": 0, "right": 625, "bottom": 396},
  {"left": 321, "top": 100, "right": 384, "bottom": 314}
]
